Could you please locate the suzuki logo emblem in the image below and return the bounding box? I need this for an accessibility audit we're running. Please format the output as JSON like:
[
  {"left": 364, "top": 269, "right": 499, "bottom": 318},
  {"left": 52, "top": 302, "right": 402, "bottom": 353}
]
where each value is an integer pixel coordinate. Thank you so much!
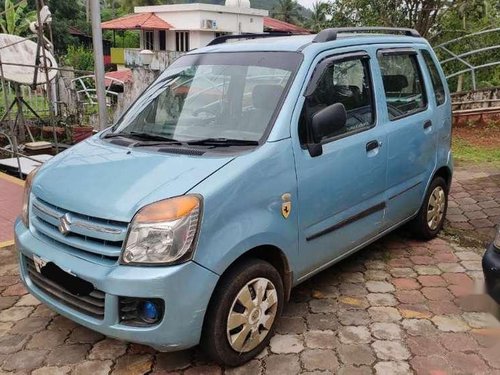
[{"left": 58, "top": 213, "right": 72, "bottom": 235}]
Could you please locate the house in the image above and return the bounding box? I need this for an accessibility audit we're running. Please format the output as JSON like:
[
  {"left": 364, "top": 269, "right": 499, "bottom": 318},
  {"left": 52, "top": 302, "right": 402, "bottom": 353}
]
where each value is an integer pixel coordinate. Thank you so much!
[{"left": 101, "top": 0, "right": 309, "bottom": 68}]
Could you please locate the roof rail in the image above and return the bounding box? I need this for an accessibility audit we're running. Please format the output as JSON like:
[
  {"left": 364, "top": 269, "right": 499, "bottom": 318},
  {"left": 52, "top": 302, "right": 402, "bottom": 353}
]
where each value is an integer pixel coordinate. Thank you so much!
[
  {"left": 207, "top": 32, "right": 293, "bottom": 46},
  {"left": 313, "top": 27, "right": 421, "bottom": 43}
]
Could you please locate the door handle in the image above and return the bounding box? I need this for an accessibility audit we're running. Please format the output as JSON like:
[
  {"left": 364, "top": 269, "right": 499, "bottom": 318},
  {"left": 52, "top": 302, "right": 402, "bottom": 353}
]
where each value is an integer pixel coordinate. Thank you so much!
[
  {"left": 366, "top": 140, "right": 380, "bottom": 152},
  {"left": 423, "top": 120, "right": 432, "bottom": 129}
]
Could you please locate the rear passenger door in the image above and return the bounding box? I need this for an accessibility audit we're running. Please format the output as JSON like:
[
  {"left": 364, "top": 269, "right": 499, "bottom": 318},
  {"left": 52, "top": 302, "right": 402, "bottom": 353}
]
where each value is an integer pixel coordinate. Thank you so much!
[{"left": 377, "top": 48, "right": 437, "bottom": 228}]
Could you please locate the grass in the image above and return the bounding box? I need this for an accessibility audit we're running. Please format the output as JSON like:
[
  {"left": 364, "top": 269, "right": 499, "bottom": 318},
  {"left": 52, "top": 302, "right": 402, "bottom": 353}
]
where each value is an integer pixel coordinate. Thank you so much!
[{"left": 452, "top": 138, "right": 500, "bottom": 165}]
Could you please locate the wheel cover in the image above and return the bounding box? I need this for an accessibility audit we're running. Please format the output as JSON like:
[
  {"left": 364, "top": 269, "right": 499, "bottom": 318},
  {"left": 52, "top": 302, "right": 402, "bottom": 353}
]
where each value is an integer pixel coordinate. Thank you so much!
[
  {"left": 226, "top": 277, "right": 278, "bottom": 353},
  {"left": 427, "top": 186, "right": 446, "bottom": 231}
]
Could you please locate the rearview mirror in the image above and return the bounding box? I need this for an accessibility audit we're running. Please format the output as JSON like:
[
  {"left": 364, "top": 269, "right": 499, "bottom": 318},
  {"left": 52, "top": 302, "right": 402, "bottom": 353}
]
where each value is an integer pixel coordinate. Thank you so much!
[{"left": 311, "top": 103, "right": 347, "bottom": 144}]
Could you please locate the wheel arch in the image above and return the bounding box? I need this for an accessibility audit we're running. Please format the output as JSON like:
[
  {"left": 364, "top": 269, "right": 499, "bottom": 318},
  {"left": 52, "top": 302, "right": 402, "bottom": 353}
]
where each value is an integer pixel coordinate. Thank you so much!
[
  {"left": 207, "top": 244, "right": 293, "bottom": 307},
  {"left": 432, "top": 165, "right": 452, "bottom": 191}
]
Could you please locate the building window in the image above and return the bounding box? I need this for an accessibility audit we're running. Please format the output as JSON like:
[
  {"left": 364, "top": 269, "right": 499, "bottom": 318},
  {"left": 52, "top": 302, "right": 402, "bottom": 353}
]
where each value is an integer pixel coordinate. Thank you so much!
[
  {"left": 159, "top": 30, "right": 166, "bottom": 51},
  {"left": 175, "top": 31, "right": 190, "bottom": 52},
  {"left": 144, "top": 30, "right": 154, "bottom": 50}
]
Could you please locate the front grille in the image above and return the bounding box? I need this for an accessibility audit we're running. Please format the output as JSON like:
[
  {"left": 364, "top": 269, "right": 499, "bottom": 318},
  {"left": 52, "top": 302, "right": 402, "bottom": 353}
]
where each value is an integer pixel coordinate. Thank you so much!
[
  {"left": 25, "top": 257, "right": 106, "bottom": 319},
  {"left": 30, "top": 196, "right": 128, "bottom": 261}
]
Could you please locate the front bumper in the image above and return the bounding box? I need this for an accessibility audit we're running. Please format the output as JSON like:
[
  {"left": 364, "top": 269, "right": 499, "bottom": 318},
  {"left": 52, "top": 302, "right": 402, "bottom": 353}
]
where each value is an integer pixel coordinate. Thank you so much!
[
  {"left": 482, "top": 243, "right": 500, "bottom": 305},
  {"left": 15, "top": 219, "right": 219, "bottom": 351}
]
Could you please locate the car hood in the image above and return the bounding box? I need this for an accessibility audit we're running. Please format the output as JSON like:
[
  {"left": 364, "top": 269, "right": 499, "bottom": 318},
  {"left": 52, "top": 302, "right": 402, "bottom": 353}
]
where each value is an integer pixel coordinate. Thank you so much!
[{"left": 32, "top": 137, "right": 234, "bottom": 222}]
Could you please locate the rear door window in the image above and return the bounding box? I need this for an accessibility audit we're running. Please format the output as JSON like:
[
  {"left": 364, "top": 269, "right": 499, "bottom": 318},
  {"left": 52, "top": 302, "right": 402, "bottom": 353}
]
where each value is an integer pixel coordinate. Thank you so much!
[
  {"left": 378, "top": 52, "right": 427, "bottom": 120},
  {"left": 422, "top": 50, "right": 446, "bottom": 106}
]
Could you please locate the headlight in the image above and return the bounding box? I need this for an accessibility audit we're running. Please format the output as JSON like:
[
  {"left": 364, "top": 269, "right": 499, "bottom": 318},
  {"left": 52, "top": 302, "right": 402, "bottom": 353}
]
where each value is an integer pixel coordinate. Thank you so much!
[
  {"left": 494, "top": 225, "right": 500, "bottom": 252},
  {"left": 121, "top": 195, "right": 202, "bottom": 265},
  {"left": 21, "top": 167, "right": 39, "bottom": 228}
]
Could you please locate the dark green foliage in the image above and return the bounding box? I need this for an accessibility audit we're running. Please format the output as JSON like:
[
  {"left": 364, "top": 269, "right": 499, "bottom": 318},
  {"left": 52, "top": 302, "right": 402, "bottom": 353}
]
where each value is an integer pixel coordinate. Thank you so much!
[{"left": 27, "top": 0, "right": 89, "bottom": 54}]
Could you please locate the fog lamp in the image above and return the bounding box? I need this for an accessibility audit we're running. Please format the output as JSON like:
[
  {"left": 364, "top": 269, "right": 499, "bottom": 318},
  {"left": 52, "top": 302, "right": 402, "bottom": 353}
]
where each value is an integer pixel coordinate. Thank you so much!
[{"left": 139, "top": 300, "right": 160, "bottom": 323}]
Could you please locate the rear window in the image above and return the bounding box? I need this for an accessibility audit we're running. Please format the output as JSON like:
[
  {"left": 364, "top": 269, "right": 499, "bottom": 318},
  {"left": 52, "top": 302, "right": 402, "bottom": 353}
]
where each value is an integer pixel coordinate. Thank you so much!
[
  {"left": 378, "top": 52, "right": 427, "bottom": 120},
  {"left": 422, "top": 50, "right": 446, "bottom": 106}
]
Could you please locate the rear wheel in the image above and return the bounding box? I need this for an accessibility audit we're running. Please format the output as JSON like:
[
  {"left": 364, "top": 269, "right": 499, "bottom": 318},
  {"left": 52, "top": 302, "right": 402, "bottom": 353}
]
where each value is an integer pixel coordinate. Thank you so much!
[
  {"left": 411, "top": 176, "right": 448, "bottom": 240},
  {"left": 201, "top": 258, "right": 284, "bottom": 367}
]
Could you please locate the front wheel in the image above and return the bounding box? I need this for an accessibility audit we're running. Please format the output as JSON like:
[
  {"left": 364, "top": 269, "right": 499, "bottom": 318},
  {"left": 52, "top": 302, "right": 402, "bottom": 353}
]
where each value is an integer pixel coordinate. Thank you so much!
[
  {"left": 201, "top": 258, "right": 284, "bottom": 367},
  {"left": 411, "top": 176, "right": 448, "bottom": 240}
]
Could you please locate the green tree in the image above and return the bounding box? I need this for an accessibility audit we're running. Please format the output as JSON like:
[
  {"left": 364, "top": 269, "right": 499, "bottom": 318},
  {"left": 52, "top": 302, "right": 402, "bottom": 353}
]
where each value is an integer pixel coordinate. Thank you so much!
[
  {"left": 272, "top": 0, "right": 300, "bottom": 24},
  {"left": 0, "top": 0, "right": 36, "bottom": 35},
  {"left": 325, "top": 0, "right": 459, "bottom": 38},
  {"left": 307, "top": 1, "right": 328, "bottom": 32}
]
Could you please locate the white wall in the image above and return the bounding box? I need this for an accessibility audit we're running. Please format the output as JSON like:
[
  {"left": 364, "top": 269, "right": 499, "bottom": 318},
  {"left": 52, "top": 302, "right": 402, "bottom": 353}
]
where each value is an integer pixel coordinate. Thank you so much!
[{"left": 136, "top": 4, "right": 268, "bottom": 50}]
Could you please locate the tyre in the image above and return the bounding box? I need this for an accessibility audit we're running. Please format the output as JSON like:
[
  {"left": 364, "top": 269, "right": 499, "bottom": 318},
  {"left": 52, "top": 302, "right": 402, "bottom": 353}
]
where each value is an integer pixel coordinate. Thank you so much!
[
  {"left": 411, "top": 176, "right": 448, "bottom": 240},
  {"left": 201, "top": 258, "right": 284, "bottom": 367}
]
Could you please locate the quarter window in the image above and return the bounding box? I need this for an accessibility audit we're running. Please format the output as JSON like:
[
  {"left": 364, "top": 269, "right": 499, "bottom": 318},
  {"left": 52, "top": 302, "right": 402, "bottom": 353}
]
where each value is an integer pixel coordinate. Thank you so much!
[
  {"left": 422, "top": 50, "right": 446, "bottom": 106},
  {"left": 378, "top": 53, "right": 427, "bottom": 120},
  {"left": 299, "top": 57, "right": 375, "bottom": 143}
]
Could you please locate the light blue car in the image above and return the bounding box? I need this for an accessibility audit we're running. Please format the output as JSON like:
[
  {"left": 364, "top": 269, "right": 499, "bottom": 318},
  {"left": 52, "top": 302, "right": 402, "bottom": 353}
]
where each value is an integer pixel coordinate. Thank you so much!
[{"left": 15, "top": 28, "right": 452, "bottom": 366}]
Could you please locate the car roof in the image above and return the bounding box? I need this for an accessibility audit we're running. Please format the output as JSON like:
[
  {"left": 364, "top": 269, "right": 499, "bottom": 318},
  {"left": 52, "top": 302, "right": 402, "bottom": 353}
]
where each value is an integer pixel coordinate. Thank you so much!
[{"left": 191, "top": 33, "right": 429, "bottom": 55}]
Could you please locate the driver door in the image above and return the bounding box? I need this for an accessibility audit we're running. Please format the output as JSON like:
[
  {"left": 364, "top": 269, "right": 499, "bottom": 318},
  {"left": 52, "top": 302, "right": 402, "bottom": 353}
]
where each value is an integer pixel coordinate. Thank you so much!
[{"left": 293, "top": 50, "right": 388, "bottom": 280}]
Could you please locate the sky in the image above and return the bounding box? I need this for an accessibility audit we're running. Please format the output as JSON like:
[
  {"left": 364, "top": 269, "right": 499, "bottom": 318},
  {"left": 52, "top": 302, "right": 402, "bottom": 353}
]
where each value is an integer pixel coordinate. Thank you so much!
[{"left": 297, "top": 0, "right": 316, "bottom": 9}]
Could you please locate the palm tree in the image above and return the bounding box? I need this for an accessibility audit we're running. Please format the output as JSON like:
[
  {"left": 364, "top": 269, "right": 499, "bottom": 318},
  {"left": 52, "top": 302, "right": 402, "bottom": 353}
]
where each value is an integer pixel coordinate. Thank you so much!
[
  {"left": 308, "top": 1, "right": 328, "bottom": 32},
  {"left": 272, "top": 0, "right": 300, "bottom": 24}
]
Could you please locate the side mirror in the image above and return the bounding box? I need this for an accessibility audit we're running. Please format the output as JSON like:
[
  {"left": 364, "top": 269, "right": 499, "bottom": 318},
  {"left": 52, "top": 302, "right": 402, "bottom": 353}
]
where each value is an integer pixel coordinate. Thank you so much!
[{"left": 311, "top": 103, "right": 347, "bottom": 144}]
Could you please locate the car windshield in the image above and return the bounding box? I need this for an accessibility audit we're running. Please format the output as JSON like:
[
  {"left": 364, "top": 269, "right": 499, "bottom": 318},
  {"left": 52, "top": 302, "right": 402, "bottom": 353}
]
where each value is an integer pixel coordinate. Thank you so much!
[{"left": 111, "top": 52, "right": 302, "bottom": 143}]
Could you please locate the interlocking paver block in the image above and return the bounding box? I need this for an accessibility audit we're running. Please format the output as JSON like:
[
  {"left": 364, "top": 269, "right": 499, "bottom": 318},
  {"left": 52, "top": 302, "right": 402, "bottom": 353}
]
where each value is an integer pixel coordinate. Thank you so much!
[
  {"left": 301, "top": 349, "right": 339, "bottom": 371},
  {"left": 269, "top": 334, "right": 304, "bottom": 354},
  {"left": 112, "top": 354, "right": 154, "bottom": 375},
  {"left": 462, "top": 312, "right": 500, "bottom": 329},
  {"left": 372, "top": 340, "right": 410, "bottom": 361},
  {"left": 374, "top": 361, "right": 411, "bottom": 375},
  {"left": 367, "top": 293, "right": 397, "bottom": 307},
  {"left": 338, "top": 344, "right": 375, "bottom": 365},
  {"left": 368, "top": 307, "right": 402, "bottom": 322},
  {"left": 392, "top": 278, "right": 420, "bottom": 290},
  {"left": 409, "top": 354, "right": 453, "bottom": 374},
  {"left": 432, "top": 315, "right": 470, "bottom": 332},
  {"left": 402, "top": 319, "right": 437, "bottom": 336},
  {"left": 370, "top": 323, "right": 402, "bottom": 340},
  {"left": 264, "top": 354, "right": 300, "bottom": 374},
  {"left": 338, "top": 326, "right": 371, "bottom": 344},
  {"left": 73, "top": 360, "right": 113, "bottom": 375},
  {"left": 304, "top": 330, "right": 338, "bottom": 349}
]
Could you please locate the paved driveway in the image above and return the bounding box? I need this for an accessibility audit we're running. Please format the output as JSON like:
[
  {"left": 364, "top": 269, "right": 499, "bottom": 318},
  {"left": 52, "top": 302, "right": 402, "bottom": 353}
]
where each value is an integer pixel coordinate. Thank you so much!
[{"left": 0, "top": 164, "right": 499, "bottom": 375}]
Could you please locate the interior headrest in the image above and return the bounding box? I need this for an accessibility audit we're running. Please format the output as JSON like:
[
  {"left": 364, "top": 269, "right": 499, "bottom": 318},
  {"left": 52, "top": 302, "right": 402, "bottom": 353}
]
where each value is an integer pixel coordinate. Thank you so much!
[
  {"left": 252, "top": 85, "right": 283, "bottom": 110},
  {"left": 382, "top": 75, "right": 409, "bottom": 92}
]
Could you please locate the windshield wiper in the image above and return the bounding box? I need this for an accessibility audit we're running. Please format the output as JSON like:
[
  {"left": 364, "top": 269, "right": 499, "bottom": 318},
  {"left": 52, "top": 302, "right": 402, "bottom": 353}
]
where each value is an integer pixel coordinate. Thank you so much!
[
  {"left": 103, "top": 131, "right": 183, "bottom": 147},
  {"left": 103, "top": 132, "right": 128, "bottom": 139},
  {"left": 128, "top": 132, "right": 180, "bottom": 143},
  {"left": 187, "top": 138, "right": 259, "bottom": 147}
]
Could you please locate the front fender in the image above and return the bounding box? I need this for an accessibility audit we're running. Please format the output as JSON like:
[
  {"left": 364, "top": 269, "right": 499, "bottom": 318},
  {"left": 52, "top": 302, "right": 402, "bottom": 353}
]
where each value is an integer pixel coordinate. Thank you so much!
[{"left": 190, "top": 140, "right": 300, "bottom": 282}]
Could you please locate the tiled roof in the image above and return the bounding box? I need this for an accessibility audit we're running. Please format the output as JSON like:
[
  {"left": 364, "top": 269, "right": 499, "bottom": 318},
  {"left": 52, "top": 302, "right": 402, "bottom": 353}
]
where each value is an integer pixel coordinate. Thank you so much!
[
  {"left": 263, "top": 17, "right": 310, "bottom": 34},
  {"left": 105, "top": 69, "right": 132, "bottom": 86},
  {"left": 101, "top": 13, "right": 173, "bottom": 31}
]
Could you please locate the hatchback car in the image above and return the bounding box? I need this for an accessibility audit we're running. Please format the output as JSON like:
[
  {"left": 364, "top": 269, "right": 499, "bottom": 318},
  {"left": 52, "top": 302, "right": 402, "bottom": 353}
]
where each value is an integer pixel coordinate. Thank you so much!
[{"left": 16, "top": 27, "right": 453, "bottom": 366}]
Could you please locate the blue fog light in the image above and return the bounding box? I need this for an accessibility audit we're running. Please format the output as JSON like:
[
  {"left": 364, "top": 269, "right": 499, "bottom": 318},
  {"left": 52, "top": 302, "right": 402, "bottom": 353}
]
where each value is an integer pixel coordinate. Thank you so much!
[{"left": 139, "top": 300, "right": 160, "bottom": 323}]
